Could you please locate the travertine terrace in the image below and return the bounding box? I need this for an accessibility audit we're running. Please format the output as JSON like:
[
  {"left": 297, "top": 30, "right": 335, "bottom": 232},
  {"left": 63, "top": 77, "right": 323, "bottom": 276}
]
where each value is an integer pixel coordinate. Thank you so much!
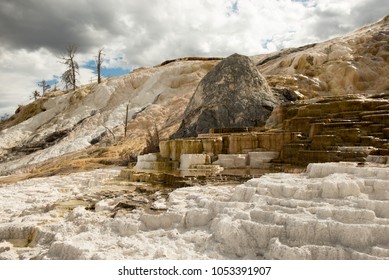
[
  {"left": 0, "top": 15, "right": 388, "bottom": 260},
  {"left": 1, "top": 160, "right": 388, "bottom": 259}
]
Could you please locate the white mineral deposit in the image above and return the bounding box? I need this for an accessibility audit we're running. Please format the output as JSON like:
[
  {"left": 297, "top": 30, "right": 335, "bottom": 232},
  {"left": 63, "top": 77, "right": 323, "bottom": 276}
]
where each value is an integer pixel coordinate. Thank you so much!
[
  {"left": 0, "top": 161, "right": 388, "bottom": 260},
  {"left": 0, "top": 14, "right": 388, "bottom": 262}
]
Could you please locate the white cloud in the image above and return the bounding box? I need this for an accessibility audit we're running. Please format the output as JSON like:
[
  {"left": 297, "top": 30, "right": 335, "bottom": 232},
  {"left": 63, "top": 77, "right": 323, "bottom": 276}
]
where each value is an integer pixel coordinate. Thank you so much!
[
  {"left": 0, "top": 47, "right": 61, "bottom": 110},
  {"left": 0, "top": 0, "right": 387, "bottom": 116},
  {"left": 0, "top": 46, "right": 97, "bottom": 116}
]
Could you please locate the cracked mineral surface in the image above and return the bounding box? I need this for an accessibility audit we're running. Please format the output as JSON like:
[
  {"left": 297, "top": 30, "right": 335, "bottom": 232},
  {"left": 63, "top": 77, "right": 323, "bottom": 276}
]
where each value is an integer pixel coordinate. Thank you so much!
[{"left": 0, "top": 161, "right": 388, "bottom": 260}]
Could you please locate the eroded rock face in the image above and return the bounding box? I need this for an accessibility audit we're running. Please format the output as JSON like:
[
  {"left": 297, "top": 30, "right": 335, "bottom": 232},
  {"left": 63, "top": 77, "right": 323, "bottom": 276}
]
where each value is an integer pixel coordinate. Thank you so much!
[
  {"left": 255, "top": 14, "right": 389, "bottom": 97},
  {"left": 265, "top": 93, "right": 389, "bottom": 164},
  {"left": 172, "top": 53, "right": 278, "bottom": 138},
  {"left": 0, "top": 60, "right": 217, "bottom": 175}
]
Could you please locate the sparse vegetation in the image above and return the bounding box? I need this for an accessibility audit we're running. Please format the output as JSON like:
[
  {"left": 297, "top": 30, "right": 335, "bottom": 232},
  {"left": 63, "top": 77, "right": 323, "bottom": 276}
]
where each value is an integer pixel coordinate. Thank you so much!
[
  {"left": 38, "top": 79, "right": 51, "bottom": 95},
  {"left": 59, "top": 45, "right": 79, "bottom": 91},
  {"left": 30, "top": 90, "right": 40, "bottom": 101},
  {"left": 120, "top": 151, "right": 138, "bottom": 166},
  {"left": 0, "top": 99, "right": 47, "bottom": 131},
  {"left": 69, "top": 83, "right": 97, "bottom": 105},
  {"left": 142, "top": 124, "right": 160, "bottom": 154}
]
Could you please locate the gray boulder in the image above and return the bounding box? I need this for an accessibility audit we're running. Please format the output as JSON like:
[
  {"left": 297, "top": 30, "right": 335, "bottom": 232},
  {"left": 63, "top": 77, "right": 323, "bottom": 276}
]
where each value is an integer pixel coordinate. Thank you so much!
[{"left": 172, "top": 53, "right": 278, "bottom": 138}]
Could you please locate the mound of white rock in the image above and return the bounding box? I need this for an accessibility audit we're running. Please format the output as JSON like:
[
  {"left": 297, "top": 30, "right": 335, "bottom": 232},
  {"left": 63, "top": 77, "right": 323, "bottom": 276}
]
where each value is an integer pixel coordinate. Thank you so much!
[
  {"left": 145, "top": 162, "right": 389, "bottom": 259},
  {"left": 0, "top": 162, "right": 388, "bottom": 260}
]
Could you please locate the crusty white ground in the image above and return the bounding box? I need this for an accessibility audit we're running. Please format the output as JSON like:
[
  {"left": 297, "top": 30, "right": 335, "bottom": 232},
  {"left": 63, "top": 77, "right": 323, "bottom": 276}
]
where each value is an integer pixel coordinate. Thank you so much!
[
  {"left": 1, "top": 162, "right": 388, "bottom": 260},
  {"left": 0, "top": 60, "right": 211, "bottom": 175}
]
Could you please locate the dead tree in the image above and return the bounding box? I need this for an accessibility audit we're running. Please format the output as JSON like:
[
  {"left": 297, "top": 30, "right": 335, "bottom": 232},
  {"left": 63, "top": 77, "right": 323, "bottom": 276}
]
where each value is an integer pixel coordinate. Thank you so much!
[
  {"left": 96, "top": 48, "right": 104, "bottom": 84},
  {"left": 30, "top": 90, "right": 40, "bottom": 101},
  {"left": 52, "top": 81, "right": 58, "bottom": 92},
  {"left": 59, "top": 45, "right": 79, "bottom": 91},
  {"left": 38, "top": 79, "right": 50, "bottom": 95}
]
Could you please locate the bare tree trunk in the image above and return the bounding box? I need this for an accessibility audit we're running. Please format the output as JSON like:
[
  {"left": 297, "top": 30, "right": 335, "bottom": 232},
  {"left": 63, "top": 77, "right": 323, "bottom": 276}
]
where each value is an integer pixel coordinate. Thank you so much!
[
  {"left": 96, "top": 48, "right": 104, "bottom": 84},
  {"left": 38, "top": 80, "right": 50, "bottom": 95},
  {"left": 31, "top": 90, "right": 40, "bottom": 101},
  {"left": 70, "top": 47, "right": 76, "bottom": 90},
  {"left": 59, "top": 45, "right": 79, "bottom": 91},
  {"left": 124, "top": 104, "right": 129, "bottom": 137}
]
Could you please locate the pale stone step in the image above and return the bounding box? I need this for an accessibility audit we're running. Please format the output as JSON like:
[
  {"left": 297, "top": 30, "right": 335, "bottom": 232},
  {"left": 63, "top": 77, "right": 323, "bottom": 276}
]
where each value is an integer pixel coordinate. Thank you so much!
[
  {"left": 134, "top": 161, "right": 179, "bottom": 171},
  {"left": 136, "top": 153, "right": 165, "bottom": 162},
  {"left": 190, "top": 164, "right": 223, "bottom": 171},
  {"left": 248, "top": 151, "right": 279, "bottom": 168},
  {"left": 366, "top": 155, "right": 389, "bottom": 164},
  {"left": 180, "top": 154, "right": 210, "bottom": 170},
  {"left": 212, "top": 154, "right": 248, "bottom": 169},
  {"left": 337, "top": 146, "right": 377, "bottom": 154}
]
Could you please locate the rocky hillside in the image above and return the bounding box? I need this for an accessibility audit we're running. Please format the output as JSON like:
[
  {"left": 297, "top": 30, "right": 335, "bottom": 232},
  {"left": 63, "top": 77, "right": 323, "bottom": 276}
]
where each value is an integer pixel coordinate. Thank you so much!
[
  {"left": 0, "top": 15, "right": 388, "bottom": 179},
  {"left": 255, "top": 14, "right": 389, "bottom": 97},
  {"left": 0, "top": 60, "right": 219, "bottom": 178},
  {"left": 0, "top": 15, "right": 388, "bottom": 262}
]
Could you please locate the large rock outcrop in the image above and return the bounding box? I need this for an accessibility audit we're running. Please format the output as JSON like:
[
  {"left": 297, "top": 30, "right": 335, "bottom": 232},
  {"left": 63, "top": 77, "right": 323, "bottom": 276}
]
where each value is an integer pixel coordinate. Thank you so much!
[
  {"left": 172, "top": 53, "right": 278, "bottom": 138},
  {"left": 255, "top": 14, "right": 389, "bottom": 98}
]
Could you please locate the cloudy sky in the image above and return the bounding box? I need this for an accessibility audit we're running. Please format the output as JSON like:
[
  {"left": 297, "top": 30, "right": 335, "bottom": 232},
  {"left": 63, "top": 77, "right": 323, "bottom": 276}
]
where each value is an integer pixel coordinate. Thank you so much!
[{"left": 0, "top": 0, "right": 387, "bottom": 117}]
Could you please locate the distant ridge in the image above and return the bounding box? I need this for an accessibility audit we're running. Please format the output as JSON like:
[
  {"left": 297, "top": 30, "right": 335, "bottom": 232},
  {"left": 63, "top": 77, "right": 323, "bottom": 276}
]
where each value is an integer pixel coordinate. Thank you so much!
[{"left": 159, "top": 56, "right": 222, "bottom": 66}]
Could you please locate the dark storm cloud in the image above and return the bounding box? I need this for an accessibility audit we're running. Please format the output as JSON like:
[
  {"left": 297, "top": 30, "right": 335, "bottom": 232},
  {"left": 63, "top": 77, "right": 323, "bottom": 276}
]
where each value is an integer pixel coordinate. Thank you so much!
[
  {"left": 0, "top": 0, "right": 387, "bottom": 116},
  {"left": 306, "top": 0, "right": 388, "bottom": 41},
  {"left": 0, "top": 0, "right": 122, "bottom": 53},
  {"left": 307, "top": 12, "right": 350, "bottom": 40},
  {"left": 350, "top": 0, "right": 388, "bottom": 28},
  {"left": 2, "top": 0, "right": 386, "bottom": 65}
]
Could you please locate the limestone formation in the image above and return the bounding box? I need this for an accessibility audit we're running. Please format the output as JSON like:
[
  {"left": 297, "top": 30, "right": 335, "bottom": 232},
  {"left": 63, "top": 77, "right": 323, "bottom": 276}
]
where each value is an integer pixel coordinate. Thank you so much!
[
  {"left": 1, "top": 14, "right": 389, "bottom": 262},
  {"left": 255, "top": 14, "right": 389, "bottom": 97},
  {"left": 268, "top": 93, "right": 389, "bottom": 164},
  {"left": 1, "top": 162, "right": 389, "bottom": 260},
  {"left": 172, "top": 53, "right": 278, "bottom": 138}
]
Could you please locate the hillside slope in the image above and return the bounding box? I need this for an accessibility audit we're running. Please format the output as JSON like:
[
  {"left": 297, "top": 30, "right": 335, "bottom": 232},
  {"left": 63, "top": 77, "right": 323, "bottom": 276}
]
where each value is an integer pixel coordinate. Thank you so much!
[
  {"left": 256, "top": 14, "right": 389, "bottom": 97},
  {"left": 0, "top": 15, "right": 388, "bottom": 178},
  {"left": 0, "top": 60, "right": 218, "bottom": 177},
  {"left": 0, "top": 15, "right": 388, "bottom": 261}
]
